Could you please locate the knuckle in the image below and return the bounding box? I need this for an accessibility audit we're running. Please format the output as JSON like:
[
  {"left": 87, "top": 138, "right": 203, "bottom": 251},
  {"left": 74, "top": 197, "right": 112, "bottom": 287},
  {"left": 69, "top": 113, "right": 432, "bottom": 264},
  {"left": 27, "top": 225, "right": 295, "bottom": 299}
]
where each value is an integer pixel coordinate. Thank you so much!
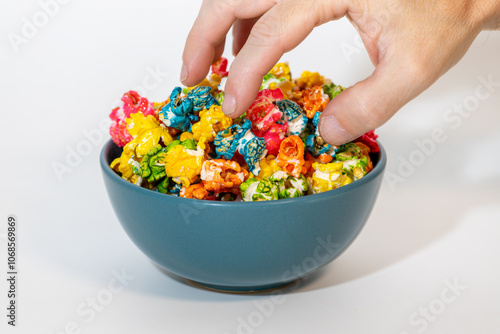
[
  {"left": 210, "top": 0, "right": 238, "bottom": 17},
  {"left": 248, "top": 15, "right": 282, "bottom": 48}
]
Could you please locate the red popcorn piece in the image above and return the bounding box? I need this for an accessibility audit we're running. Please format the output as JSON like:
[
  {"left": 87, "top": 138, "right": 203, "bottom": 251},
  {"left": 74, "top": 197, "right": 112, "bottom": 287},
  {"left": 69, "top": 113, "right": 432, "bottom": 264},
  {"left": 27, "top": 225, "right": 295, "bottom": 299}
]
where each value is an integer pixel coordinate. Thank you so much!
[
  {"left": 109, "top": 107, "right": 133, "bottom": 147},
  {"left": 256, "top": 88, "right": 285, "bottom": 102},
  {"left": 109, "top": 91, "right": 157, "bottom": 147},
  {"left": 247, "top": 101, "right": 281, "bottom": 134},
  {"left": 247, "top": 88, "right": 285, "bottom": 133},
  {"left": 355, "top": 130, "right": 379, "bottom": 153},
  {"left": 211, "top": 57, "right": 229, "bottom": 78},
  {"left": 121, "top": 91, "right": 156, "bottom": 117},
  {"left": 261, "top": 122, "right": 287, "bottom": 156}
]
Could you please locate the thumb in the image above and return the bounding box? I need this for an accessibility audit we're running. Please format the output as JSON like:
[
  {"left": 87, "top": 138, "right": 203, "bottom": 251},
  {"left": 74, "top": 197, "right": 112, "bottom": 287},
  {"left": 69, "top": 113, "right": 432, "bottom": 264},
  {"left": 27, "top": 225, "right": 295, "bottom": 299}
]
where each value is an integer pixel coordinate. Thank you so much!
[{"left": 319, "top": 60, "right": 430, "bottom": 146}]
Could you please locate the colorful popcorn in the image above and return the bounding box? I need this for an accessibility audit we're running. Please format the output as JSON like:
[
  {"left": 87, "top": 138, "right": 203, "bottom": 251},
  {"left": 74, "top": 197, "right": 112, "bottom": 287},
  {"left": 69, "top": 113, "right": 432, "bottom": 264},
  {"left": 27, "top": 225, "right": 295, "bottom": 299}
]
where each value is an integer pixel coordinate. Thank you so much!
[{"left": 108, "top": 59, "right": 379, "bottom": 201}]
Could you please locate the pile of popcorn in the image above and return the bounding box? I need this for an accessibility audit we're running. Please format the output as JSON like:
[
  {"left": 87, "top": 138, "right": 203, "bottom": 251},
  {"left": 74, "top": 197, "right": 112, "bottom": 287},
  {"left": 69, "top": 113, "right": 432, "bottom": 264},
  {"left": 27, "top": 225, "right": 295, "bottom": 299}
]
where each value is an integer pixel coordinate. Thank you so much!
[{"left": 109, "top": 58, "right": 379, "bottom": 201}]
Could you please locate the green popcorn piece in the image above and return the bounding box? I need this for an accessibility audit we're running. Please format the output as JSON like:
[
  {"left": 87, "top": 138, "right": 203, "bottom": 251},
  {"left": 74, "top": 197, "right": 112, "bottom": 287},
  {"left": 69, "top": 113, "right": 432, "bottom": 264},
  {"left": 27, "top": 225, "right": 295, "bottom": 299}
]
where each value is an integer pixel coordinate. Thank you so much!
[
  {"left": 181, "top": 138, "right": 197, "bottom": 150},
  {"left": 269, "top": 171, "right": 308, "bottom": 199},
  {"left": 334, "top": 143, "right": 362, "bottom": 161},
  {"left": 342, "top": 167, "right": 353, "bottom": 178},
  {"left": 260, "top": 73, "right": 285, "bottom": 90},
  {"left": 166, "top": 140, "right": 181, "bottom": 152},
  {"left": 156, "top": 177, "right": 170, "bottom": 194},
  {"left": 279, "top": 174, "right": 308, "bottom": 199},
  {"left": 322, "top": 83, "right": 345, "bottom": 100},
  {"left": 288, "top": 174, "right": 308, "bottom": 194},
  {"left": 240, "top": 178, "right": 279, "bottom": 202},
  {"left": 240, "top": 178, "right": 260, "bottom": 202},
  {"left": 254, "top": 179, "right": 279, "bottom": 201},
  {"left": 130, "top": 157, "right": 141, "bottom": 176},
  {"left": 338, "top": 155, "right": 370, "bottom": 180},
  {"left": 268, "top": 170, "right": 288, "bottom": 183},
  {"left": 140, "top": 144, "right": 169, "bottom": 182},
  {"left": 234, "top": 111, "right": 247, "bottom": 125},
  {"left": 215, "top": 91, "right": 224, "bottom": 105},
  {"left": 279, "top": 188, "right": 301, "bottom": 199}
]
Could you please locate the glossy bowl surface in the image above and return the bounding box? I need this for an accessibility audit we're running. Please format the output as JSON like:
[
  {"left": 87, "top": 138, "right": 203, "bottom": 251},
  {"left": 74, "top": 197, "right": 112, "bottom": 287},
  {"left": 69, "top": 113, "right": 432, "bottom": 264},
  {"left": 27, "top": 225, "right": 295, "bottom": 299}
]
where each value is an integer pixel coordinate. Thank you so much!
[{"left": 100, "top": 139, "right": 386, "bottom": 292}]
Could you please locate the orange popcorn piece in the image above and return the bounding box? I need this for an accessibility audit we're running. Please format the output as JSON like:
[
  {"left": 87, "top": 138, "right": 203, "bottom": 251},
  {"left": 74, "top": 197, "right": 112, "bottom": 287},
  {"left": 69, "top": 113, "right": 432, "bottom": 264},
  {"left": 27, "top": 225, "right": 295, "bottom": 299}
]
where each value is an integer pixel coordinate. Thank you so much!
[
  {"left": 180, "top": 183, "right": 209, "bottom": 200},
  {"left": 277, "top": 136, "right": 307, "bottom": 178},
  {"left": 201, "top": 159, "right": 248, "bottom": 192},
  {"left": 297, "top": 86, "right": 330, "bottom": 118}
]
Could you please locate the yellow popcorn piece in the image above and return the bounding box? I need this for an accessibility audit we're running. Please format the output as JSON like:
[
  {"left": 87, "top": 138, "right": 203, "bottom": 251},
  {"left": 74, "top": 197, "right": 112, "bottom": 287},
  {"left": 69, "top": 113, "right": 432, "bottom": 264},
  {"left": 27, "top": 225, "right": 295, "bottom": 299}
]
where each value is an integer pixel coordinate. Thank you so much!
[
  {"left": 191, "top": 105, "right": 233, "bottom": 143},
  {"left": 255, "top": 155, "right": 281, "bottom": 180},
  {"left": 180, "top": 132, "right": 194, "bottom": 141},
  {"left": 196, "top": 136, "right": 209, "bottom": 151},
  {"left": 188, "top": 74, "right": 221, "bottom": 93},
  {"left": 164, "top": 144, "right": 205, "bottom": 187},
  {"left": 112, "top": 113, "right": 173, "bottom": 184},
  {"left": 309, "top": 162, "right": 352, "bottom": 194},
  {"left": 126, "top": 113, "right": 173, "bottom": 158},
  {"left": 110, "top": 142, "right": 142, "bottom": 182},
  {"left": 270, "top": 62, "right": 291, "bottom": 81},
  {"left": 295, "top": 71, "right": 325, "bottom": 89}
]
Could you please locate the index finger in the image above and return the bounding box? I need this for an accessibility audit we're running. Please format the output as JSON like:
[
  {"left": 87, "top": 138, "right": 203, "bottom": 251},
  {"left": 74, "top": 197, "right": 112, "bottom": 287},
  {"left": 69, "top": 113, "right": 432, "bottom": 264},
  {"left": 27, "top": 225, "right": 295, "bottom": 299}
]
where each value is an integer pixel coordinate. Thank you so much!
[
  {"left": 221, "top": 0, "right": 348, "bottom": 117},
  {"left": 181, "top": 0, "right": 278, "bottom": 86}
]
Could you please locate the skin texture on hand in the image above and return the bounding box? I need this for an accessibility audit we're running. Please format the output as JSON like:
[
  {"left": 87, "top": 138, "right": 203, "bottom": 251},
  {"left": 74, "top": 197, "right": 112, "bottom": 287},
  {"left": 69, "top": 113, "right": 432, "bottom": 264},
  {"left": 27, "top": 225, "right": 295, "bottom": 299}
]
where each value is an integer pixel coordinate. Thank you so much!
[{"left": 181, "top": 0, "right": 500, "bottom": 146}]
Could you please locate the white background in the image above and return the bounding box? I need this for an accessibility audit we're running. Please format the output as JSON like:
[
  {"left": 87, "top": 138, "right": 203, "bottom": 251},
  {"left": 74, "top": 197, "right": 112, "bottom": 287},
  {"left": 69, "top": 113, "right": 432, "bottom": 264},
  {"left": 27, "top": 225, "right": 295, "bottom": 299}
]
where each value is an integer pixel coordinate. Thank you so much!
[{"left": 1, "top": 0, "right": 500, "bottom": 333}]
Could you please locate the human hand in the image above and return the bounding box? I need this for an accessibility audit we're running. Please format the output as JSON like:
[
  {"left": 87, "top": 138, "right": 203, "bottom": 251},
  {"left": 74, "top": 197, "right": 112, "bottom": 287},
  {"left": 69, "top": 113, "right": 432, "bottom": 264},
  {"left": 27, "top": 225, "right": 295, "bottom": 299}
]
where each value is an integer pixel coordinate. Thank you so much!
[{"left": 181, "top": 0, "right": 500, "bottom": 145}]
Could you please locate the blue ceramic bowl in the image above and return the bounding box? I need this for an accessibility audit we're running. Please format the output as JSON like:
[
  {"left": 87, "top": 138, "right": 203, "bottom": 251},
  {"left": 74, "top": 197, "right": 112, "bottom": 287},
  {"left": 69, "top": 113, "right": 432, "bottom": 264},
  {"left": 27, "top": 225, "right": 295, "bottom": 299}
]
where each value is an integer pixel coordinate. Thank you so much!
[{"left": 100, "top": 139, "right": 386, "bottom": 292}]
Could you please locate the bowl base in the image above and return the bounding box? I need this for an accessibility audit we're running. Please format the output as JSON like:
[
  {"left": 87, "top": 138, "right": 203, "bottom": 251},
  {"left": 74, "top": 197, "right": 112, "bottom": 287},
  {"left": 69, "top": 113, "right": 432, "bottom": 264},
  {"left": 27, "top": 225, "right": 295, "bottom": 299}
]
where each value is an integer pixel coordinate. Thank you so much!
[{"left": 186, "top": 279, "right": 298, "bottom": 294}]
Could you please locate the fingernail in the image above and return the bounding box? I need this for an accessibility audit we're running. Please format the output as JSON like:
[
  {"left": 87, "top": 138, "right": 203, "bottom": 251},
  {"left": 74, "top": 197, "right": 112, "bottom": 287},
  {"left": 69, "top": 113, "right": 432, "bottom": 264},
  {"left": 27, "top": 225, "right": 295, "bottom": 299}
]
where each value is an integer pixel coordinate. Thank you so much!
[
  {"left": 319, "top": 115, "right": 355, "bottom": 146},
  {"left": 222, "top": 93, "right": 236, "bottom": 115},
  {"left": 180, "top": 63, "right": 188, "bottom": 83}
]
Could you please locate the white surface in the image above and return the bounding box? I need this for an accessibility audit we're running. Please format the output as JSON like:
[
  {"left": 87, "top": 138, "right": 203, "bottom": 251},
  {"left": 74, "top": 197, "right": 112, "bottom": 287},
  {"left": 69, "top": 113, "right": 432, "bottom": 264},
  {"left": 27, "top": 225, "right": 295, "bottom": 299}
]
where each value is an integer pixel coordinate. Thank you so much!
[{"left": 1, "top": 1, "right": 500, "bottom": 333}]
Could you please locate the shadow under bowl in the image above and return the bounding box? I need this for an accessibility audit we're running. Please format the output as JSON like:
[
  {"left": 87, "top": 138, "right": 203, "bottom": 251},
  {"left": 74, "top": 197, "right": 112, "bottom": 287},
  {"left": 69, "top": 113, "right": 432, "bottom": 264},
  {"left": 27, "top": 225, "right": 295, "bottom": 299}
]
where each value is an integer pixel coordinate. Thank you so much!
[{"left": 100, "top": 139, "right": 386, "bottom": 293}]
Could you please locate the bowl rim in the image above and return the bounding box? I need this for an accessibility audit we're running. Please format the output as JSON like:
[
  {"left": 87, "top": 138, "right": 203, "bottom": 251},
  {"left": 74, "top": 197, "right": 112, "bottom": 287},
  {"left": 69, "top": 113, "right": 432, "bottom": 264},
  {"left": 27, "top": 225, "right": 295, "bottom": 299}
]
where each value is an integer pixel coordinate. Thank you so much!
[{"left": 100, "top": 139, "right": 386, "bottom": 207}]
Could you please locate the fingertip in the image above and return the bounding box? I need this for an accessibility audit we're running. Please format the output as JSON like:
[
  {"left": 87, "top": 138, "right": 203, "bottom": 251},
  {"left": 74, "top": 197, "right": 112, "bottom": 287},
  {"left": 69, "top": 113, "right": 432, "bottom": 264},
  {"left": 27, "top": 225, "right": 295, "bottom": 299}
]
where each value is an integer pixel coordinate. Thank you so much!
[
  {"left": 179, "top": 63, "right": 189, "bottom": 85},
  {"left": 222, "top": 93, "right": 237, "bottom": 116},
  {"left": 319, "top": 115, "right": 355, "bottom": 146}
]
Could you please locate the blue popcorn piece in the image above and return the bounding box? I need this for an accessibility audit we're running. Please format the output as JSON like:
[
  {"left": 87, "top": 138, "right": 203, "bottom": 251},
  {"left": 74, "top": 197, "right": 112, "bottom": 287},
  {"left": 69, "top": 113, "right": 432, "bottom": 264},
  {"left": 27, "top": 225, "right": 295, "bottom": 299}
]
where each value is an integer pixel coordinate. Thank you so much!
[
  {"left": 159, "top": 87, "right": 196, "bottom": 132},
  {"left": 214, "top": 119, "right": 252, "bottom": 160},
  {"left": 157, "top": 178, "right": 182, "bottom": 195},
  {"left": 238, "top": 130, "right": 267, "bottom": 176},
  {"left": 305, "top": 111, "right": 337, "bottom": 157},
  {"left": 214, "top": 119, "right": 267, "bottom": 174},
  {"left": 168, "top": 181, "right": 182, "bottom": 195},
  {"left": 306, "top": 134, "right": 332, "bottom": 156},
  {"left": 187, "top": 86, "right": 219, "bottom": 112},
  {"left": 312, "top": 110, "right": 321, "bottom": 128},
  {"left": 277, "top": 100, "right": 308, "bottom": 136}
]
